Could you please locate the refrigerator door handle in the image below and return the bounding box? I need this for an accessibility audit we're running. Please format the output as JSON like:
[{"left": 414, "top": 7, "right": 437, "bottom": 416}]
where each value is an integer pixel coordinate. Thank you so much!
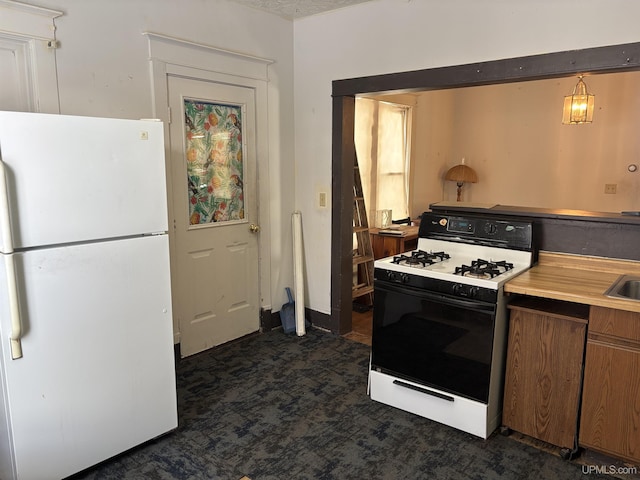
[
  {"left": 0, "top": 156, "right": 13, "bottom": 253},
  {"left": 5, "top": 255, "right": 23, "bottom": 359},
  {"left": 0, "top": 158, "right": 23, "bottom": 359}
]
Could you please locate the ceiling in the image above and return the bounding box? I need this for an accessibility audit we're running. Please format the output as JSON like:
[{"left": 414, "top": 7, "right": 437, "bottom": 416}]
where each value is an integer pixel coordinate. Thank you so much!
[{"left": 228, "top": 0, "right": 373, "bottom": 19}]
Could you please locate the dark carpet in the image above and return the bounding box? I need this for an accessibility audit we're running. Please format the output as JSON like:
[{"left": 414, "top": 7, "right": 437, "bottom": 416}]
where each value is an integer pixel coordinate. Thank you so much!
[{"left": 73, "top": 328, "right": 614, "bottom": 479}]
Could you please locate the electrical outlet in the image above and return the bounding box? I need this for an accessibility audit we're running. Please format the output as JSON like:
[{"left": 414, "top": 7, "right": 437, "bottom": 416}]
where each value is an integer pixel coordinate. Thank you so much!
[
  {"left": 604, "top": 184, "right": 617, "bottom": 194},
  {"left": 318, "top": 192, "right": 327, "bottom": 208}
]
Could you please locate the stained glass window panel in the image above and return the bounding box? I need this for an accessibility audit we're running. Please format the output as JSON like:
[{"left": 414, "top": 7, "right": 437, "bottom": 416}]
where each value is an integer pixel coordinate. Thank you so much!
[{"left": 183, "top": 99, "right": 245, "bottom": 226}]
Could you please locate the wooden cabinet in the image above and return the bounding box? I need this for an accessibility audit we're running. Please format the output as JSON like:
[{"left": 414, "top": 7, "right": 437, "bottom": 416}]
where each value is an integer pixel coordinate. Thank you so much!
[
  {"left": 579, "top": 306, "right": 640, "bottom": 463},
  {"left": 502, "top": 297, "right": 589, "bottom": 451},
  {"left": 369, "top": 226, "right": 419, "bottom": 260}
]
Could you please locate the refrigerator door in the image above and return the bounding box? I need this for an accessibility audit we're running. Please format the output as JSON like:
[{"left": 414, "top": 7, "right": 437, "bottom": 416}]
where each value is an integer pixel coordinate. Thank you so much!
[
  {"left": 0, "top": 112, "right": 168, "bottom": 251},
  {"left": 0, "top": 234, "right": 176, "bottom": 480}
]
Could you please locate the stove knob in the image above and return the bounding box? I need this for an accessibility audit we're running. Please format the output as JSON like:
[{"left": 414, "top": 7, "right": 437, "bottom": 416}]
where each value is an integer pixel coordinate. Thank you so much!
[
  {"left": 388, "top": 272, "right": 410, "bottom": 283},
  {"left": 484, "top": 223, "right": 498, "bottom": 235},
  {"left": 388, "top": 272, "right": 401, "bottom": 283},
  {"left": 453, "top": 284, "right": 478, "bottom": 297}
]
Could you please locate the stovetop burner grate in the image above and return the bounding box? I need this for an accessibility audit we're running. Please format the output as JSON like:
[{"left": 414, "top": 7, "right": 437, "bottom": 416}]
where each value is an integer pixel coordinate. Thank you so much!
[
  {"left": 454, "top": 259, "right": 514, "bottom": 279},
  {"left": 392, "top": 250, "right": 450, "bottom": 267}
]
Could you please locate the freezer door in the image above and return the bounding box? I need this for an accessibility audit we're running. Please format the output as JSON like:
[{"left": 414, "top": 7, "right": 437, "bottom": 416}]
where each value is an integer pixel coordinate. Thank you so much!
[
  {"left": 0, "top": 112, "right": 168, "bottom": 250},
  {"left": 0, "top": 235, "right": 177, "bottom": 480}
]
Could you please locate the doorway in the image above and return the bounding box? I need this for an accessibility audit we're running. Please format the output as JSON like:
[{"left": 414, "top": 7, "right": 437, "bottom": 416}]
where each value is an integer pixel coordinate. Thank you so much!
[
  {"left": 145, "top": 32, "right": 273, "bottom": 355},
  {"left": 331, "top": 42, "right": 640, "bottom": 335},
  {"left": 0, "top": 2, "right": 62, "bottom": 113}
]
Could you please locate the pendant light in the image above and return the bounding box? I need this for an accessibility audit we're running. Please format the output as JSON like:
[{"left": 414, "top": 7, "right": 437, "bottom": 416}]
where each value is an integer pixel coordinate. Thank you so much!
[{"left": 562, "top": 75, "right": 595, "bottom": 124}]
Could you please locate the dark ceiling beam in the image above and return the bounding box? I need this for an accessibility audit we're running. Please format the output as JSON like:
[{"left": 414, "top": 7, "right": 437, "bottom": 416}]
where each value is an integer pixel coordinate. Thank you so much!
[{"left": 332, "top": 42, "right": 640, "bottom": 96}]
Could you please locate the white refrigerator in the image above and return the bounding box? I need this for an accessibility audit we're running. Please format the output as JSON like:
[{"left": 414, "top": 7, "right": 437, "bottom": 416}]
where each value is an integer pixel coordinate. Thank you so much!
[{"left": 0, "top": 111, "right": 178, "bottom": 479}]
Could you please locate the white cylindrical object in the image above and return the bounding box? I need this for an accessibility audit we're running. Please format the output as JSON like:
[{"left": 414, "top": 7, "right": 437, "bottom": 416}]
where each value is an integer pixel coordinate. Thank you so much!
[{"left": 292, "top": 211, "right": 306, "bottom": 336}]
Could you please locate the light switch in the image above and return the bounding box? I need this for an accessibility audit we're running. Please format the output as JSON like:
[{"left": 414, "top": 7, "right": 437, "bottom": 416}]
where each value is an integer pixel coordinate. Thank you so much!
[{"left": 319, "top": 192, "right": 327, "bottom": 208}]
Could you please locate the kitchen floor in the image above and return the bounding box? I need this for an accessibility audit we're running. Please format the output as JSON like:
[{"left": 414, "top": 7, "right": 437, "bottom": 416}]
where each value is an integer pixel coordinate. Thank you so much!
[
  {"left": 72, "top": 327, "right": 617, "bottom": 480},
  {"left": 342, "top": 307, "right": 372, "bottom": 345}
]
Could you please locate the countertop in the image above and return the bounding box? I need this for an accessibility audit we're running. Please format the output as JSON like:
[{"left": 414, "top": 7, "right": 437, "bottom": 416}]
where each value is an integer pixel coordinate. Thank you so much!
[{"left": 505, "top": 252, "right": 640, "bottom": 313}]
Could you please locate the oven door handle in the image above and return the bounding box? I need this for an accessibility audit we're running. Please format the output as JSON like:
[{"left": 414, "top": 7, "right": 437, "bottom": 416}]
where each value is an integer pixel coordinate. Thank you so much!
[
  {"left": 393, "top": 380, "right": 455, "bottom": 402},
  {"left": 376, "top": 281, "right": 496, "bottom": 314}
]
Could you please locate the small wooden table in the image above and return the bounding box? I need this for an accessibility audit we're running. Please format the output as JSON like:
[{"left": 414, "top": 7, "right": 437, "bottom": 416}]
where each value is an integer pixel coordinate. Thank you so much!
[{"left": 369, "top": 225, "right": 419, "bottom": 260}]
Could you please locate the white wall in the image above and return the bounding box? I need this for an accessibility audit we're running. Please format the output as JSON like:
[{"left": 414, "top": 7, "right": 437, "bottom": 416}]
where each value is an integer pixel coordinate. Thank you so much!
[
  {"left": 294, "top": 0, "right": 640, "bottom": 316},
  {"left": 33, "top": 0, "right": 296, "bottom": 313},
  {"left": 26, "top": 0, "right": 640, "bottom": 320}
]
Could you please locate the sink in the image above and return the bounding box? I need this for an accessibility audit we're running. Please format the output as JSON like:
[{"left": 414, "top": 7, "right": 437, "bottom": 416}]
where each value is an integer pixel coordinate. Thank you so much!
[{"left": 605, "top": 275, "right": 640, "bottom": 301}]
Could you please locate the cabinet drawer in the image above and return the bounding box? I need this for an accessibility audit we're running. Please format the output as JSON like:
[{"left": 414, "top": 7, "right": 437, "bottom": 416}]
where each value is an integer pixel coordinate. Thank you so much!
[
  {"left": 508, "top": 296, "right": 589, "bottom": 323},
  {"left": 589, "top": 306, "right": 640, "bottom": 343}
]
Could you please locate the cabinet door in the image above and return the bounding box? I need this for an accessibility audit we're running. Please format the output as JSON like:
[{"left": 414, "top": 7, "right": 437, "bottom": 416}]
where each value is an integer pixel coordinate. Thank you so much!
[
  {"left": 579, "top": 340, "right": 640, "bottom": 462},
  {"left": 371, "top": 234, "right": 402, "bottom": 259},
  {"left": 503, "top": 305, "right": 586, "bottom": 448}
]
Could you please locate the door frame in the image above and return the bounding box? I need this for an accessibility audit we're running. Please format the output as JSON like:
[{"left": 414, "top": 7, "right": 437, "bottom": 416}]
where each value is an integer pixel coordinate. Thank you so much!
[
  {"left": 144, "top": 32, "right": 273, "bottom": 343},
  {"left": 331, "top": 42, "right": 640, "bottom": 335},
  {"left": 0, "top": 0, "right": 62, "bottom": 113}
]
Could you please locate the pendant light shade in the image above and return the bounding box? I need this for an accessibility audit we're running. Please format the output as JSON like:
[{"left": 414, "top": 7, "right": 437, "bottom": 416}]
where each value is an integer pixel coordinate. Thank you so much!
[{"left": 562, "top": 75, "right": 595, "bottom": 124}]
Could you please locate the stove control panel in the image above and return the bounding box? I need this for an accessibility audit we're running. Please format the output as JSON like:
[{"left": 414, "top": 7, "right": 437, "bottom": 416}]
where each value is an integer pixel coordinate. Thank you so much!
[
  {"left": 419, "top": 212, "right": 534, "bottom": 251},
  {"left": 375, "top": 268, "right": 499, "bottom": 304}
]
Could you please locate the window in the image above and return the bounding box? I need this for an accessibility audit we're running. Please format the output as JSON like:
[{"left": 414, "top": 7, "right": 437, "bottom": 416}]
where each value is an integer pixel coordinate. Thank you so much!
[{"left": 355, "top": 97, "right": 412, "bottom": 226}]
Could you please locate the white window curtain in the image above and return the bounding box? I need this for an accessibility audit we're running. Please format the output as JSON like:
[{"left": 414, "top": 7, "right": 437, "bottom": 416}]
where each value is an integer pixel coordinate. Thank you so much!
[{"left": 354, "top": 97, "right": 411, "bottom": 226}]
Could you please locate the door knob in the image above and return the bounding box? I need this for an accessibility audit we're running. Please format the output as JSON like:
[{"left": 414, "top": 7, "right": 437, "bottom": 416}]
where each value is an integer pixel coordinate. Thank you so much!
[{"left": 249, "top": 223, "right": 260, "bottom": 233}]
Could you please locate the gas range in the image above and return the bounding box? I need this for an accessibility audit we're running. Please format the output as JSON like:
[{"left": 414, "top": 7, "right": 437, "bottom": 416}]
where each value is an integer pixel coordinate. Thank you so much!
[
  {"left": 374, "top": 214, "right": 534, "bottom": 290},
  {"left": 370, "top": 211, "right": 536, "bottom": 438}
]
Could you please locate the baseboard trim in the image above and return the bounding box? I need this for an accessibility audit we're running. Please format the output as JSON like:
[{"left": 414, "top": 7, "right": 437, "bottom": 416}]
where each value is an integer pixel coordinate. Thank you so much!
[
  {"left": 260, "top": 308, "right": 280, "bottom": 331},
  {"left": 262, "top": 307, "right": 334, "bottom": 333},
  {"left": 306, "top": 308, "right": 332, "bottom": 332}
]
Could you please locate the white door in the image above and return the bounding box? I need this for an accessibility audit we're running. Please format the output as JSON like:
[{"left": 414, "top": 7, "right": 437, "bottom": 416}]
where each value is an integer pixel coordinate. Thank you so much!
[
  {"left": 168, "top": 75, "right": 260, "bottom": 358},
  {"left": 0, "top": 0, "right": 63, "bottom": 115},
  {"left": 0, "top": 36, "right": 30, "bottom": 112}
]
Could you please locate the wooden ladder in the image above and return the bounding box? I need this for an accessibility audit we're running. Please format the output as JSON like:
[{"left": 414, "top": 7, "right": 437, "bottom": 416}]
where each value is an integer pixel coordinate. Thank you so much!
[{"left": 352, "top": 157, "right": 375, "bottom": 302}]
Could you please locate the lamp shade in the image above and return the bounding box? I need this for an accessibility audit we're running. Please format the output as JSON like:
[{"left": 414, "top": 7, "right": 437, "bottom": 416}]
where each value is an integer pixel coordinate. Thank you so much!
[
  {"left": 444, "top": 164, "right": 478, "bottom": 184},
  {"left": 444, "top": 161, "right": 478, "bottom": 202}
]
